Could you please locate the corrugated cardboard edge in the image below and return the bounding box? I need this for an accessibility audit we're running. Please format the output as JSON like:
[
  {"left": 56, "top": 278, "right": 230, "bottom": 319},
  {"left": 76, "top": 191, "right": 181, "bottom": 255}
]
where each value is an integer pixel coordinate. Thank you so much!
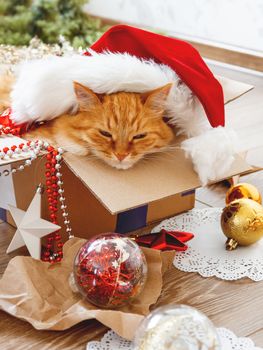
[{"left": 63, "top": 153, "right": 252, "bottom": 215}]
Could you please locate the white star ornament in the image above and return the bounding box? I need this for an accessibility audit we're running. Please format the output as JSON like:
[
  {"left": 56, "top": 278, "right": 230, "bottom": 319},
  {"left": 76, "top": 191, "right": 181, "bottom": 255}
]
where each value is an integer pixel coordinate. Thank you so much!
[{"left": 6, "top": 189, "right": 61, "bottom": 259}]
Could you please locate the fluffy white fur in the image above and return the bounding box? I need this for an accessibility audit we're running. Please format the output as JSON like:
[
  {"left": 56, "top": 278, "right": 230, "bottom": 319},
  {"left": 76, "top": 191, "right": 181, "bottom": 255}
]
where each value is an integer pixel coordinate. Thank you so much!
[
  {"left": 10, "top": 51, "right": 237, "bottom": 184},
  {"left": 11, "top": 51, "right": 195, "bottom": 128},
  {"left": 181, "top": 127, "right": 238, "bottom": 185}
]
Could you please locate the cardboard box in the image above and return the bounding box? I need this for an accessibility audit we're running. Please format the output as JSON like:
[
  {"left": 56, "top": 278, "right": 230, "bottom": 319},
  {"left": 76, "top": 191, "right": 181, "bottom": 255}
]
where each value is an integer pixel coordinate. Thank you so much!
[
  {"left": 7, "top": 154, "right": 196, "bottom": 236},
  {"left": 0, "top": 75, "right": 254, "bottom": 239},
  {"left": 6, "top": 145, "right": 250, "bottom": 240}
]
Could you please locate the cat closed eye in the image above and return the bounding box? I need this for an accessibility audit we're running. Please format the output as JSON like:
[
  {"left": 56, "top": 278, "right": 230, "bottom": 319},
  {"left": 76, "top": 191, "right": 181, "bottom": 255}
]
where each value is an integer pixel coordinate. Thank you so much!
[
  {"left": 99, "top": 130, "right": 112, "bottom": 138},
  {"left": 133, "top": 133, "right": 147, "bottom": 140}
]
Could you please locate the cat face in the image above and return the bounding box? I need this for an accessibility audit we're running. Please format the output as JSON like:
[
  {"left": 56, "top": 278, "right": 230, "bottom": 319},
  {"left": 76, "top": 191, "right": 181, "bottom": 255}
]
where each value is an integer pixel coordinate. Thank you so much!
[{"left": 67, "top": 82, "right": 174, "bottom": 169}]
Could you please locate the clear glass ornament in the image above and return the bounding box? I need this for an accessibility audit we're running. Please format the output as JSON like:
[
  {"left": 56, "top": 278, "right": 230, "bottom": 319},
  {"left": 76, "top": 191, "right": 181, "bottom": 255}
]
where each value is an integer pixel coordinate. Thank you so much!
[
  {"left": 74, "top": 233, "right": 148, "bottom": 308},
  {"left": 134, "top": 304, "right": 221, "bottom": 350}
]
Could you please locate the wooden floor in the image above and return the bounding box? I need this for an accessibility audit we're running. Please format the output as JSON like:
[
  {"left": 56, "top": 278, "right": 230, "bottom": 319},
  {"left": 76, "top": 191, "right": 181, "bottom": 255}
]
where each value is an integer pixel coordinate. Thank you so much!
[{"left": 0, "top": 62, "right": 263, "bottom": 349}]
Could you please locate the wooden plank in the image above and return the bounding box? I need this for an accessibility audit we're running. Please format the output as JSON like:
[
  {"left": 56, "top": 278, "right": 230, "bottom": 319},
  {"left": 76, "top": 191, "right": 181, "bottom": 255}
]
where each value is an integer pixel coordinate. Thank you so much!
[
  {"left": 159, "top": 268, "right": 263, "bottom": 343},
  {"left": 189, "top": 41, "right": 263, "bottom": 72}
]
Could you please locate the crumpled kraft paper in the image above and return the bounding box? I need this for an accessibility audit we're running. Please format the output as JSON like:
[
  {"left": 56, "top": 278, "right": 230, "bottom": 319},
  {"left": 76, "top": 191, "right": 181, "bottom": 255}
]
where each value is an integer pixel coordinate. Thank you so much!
[{"left": 0, "top": 237, "right": 175, "bottom": 340}]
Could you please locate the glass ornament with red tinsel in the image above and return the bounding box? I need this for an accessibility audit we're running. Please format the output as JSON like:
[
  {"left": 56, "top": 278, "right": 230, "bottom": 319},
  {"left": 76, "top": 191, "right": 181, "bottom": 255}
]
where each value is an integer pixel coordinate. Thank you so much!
[{"left": 73, "top": 233, "right": 148, "bottom": 309}]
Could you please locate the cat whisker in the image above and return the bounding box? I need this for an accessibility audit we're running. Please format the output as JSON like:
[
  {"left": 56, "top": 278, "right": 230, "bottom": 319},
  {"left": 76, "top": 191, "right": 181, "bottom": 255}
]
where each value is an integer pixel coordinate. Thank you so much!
[
  {"left": 162, "top": 144, "right": 182, "bottom": 151},
  {"left": 143, "top": 153, "right": 164, "bottom": 161}
]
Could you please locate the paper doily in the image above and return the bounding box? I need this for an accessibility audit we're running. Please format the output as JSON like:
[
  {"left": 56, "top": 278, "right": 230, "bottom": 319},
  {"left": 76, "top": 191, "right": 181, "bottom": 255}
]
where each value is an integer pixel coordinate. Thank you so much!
[
  {"left": 152, "top": 208, "right": 263, "bottom": 281},
  {"left": 87, "top": 328, "right": 262, "bottom": 350}
]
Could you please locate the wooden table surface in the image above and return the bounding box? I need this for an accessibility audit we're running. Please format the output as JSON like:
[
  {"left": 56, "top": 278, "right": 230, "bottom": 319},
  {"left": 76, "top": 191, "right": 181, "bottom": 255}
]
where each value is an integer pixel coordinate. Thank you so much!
[{"left": 0, "top": 63, "right": 263, "bottom": 349}]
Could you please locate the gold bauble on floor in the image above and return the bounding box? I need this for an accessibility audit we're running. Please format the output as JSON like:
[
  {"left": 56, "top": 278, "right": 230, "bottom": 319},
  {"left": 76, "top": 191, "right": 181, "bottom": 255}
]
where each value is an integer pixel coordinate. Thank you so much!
[
  {"left": 225, "top": 182, "right": 262, "bottom": 205},
  {"left": 221, "top": 198, "right": 263, "bottom": 250}
]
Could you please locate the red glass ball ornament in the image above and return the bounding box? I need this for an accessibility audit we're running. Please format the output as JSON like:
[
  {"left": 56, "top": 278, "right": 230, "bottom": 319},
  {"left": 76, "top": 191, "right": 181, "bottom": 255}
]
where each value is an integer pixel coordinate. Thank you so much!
[{"left": 73, "top": 233, "right": 148, "bottom": 309}]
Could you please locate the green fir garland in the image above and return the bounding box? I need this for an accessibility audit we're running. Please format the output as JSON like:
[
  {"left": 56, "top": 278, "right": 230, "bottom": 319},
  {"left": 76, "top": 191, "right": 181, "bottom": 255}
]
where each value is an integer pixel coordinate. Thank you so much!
[{"left": 0, "top": 0, "right": 107, "bottom": 47}]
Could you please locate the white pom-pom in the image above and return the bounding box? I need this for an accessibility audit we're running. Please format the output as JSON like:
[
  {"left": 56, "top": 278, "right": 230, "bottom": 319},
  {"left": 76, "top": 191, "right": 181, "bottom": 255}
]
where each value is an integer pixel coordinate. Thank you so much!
[{"left": 181, "top": 127, "right": 238, "bottom": 185}]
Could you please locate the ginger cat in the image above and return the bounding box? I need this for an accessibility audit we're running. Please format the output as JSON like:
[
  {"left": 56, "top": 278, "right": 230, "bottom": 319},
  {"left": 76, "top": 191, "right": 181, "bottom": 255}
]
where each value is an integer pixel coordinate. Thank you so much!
[
  {"left": 25, "top": 82, "right": 175, "bottom": 169},
  {"left": 0, "top": 74, "right": 15, "bottom": 113},
  {"left": 0, "top": 76, "right": 174, "bottom": 170}
]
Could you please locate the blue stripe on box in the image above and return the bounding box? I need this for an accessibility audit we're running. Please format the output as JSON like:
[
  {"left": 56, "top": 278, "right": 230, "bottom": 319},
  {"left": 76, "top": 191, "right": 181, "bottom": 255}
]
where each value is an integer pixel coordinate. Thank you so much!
[
  {"left": 116, "top": 205, "right": 148, "bottom": 233},
  {"left": 181, "top": 189, "right": 195, "bottom": 197},
  {"left": 0, "top": 208, "right": 7, "bottom": 221}
]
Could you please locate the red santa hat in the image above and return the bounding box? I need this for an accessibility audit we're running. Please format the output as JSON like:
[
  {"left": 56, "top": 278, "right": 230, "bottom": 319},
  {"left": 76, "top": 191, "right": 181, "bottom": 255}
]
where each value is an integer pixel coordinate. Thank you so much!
[
  {"left": 89, "top": 24, "right": 225, "bottom": 128},
  {"left": 10, "top": 25, "right": 237, "bottom": 184}
]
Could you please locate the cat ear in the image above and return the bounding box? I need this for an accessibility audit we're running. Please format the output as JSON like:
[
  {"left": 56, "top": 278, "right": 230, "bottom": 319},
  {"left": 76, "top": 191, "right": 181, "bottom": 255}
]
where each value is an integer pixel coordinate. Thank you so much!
[
  {"left": 141, "top": 83, "right": 173, "bottom": 113},
  {"left": 73, "top": 82, "right": 102, "bottom": 111}
]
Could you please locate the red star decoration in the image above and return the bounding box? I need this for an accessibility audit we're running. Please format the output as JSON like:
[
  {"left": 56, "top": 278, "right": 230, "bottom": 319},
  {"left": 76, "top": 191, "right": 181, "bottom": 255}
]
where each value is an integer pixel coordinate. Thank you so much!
[{"left": 134, "top": 229, "right": 194, "bottom": 251}]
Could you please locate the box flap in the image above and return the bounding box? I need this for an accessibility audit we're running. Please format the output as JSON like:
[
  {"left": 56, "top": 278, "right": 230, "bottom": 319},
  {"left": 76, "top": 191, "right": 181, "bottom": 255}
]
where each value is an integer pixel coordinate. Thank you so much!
[
  {"left": 217, "top": 75, "right": 253, "bottom": 103},
  {"left": 64, "top": 151, "right": 251, "bottom": 214}
]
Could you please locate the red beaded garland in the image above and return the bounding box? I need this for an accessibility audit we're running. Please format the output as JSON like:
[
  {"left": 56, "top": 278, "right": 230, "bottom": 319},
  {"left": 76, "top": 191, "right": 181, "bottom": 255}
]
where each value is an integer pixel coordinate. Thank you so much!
[
  {"left": 42, "top": 148, "right": 64, "bottom": 263},
  {"left": 1, "top": 109, "right": 65, "bottom": 263}
]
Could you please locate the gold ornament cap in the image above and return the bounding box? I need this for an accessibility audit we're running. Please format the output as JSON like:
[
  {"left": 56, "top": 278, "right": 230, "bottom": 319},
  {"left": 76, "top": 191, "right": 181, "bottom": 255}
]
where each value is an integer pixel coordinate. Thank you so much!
[{"left": 225, "top": 238, "right": 238, "bottom": 251}]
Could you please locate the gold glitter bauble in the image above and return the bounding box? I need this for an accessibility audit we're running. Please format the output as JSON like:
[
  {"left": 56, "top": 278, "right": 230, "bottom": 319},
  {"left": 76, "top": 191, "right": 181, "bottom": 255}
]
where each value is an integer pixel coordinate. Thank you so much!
[
  {"left": 225, "top": 182, "right": 262, "bottom": 205},
  {"left": 221, "top": 198, "right": 263, "bottom": 250}
]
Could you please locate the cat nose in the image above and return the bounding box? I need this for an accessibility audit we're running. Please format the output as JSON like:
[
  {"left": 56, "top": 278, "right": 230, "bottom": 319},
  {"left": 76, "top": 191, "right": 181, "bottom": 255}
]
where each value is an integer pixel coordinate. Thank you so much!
[{"left": 114, "top": 152, "right": 129, "bottom": 161}]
